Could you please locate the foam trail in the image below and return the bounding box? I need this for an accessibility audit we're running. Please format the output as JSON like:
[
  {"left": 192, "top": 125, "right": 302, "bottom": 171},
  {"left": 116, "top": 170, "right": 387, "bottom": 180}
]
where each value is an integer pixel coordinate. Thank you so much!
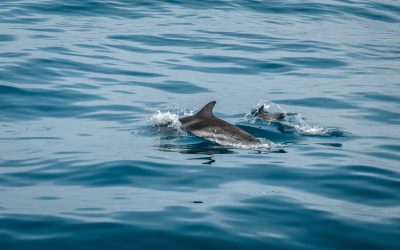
[{"left": 207, "top": 135, "right": 272, "bottom": 150}]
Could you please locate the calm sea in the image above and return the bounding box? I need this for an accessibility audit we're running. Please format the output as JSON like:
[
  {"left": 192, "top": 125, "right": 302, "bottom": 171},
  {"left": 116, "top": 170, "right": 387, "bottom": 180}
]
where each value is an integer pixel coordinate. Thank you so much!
[{"left": 0, "top": 0, "right": 399, "bottom": 249}]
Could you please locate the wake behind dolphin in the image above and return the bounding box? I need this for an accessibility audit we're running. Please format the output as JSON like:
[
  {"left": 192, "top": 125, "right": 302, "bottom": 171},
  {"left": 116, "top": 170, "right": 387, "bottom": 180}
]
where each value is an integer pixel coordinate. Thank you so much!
[{"left": 178, "top": 101, "right": 270, "bottom": 148}]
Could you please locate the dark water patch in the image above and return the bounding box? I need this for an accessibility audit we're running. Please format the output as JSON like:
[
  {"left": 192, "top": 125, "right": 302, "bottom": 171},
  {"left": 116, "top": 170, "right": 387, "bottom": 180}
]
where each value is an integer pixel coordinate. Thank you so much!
[
  {"left": 41, "top": 46, "right": 117, "bottom": 61},
  {"left": 239, "top": 1, "right": 399, "bottom": 23},
  {"left": 62, "top": 211, "right": 110, "bottom": 218},
  {"left": 376, "top": 144, "right": 400, "bottom": 153},
  {"left": 88, "top": 77, "right": 121, "bottom": 85},
  {"left": 359, "top": 107, "right": 400, "bottom": 125},
  {"left": 25, "top": 28, "right": 64, "bottom": 33},
  {"left": 60, "top": 83, "right": 100, "bottom": 90},
  {"left": 276, "top": 97, "right": 356, "bottom": 109},
  {"left": 41, "top": 46, "right": 76, "bottom": 53},
  {"left": 282, "top": 57, "right": 347, "bottom": 68},
  {"left": 20, "top": 0, "right": 152, "bottom": 19},
  {"left": 113, "top": 90, "right": 135, "bottom": 95},
  {"left": 31, "top": 34, "right": 54, "bottom": 39},
  {"left": 130, "top": 80, "right": 210, "bottom": 94},
  {"left": 0, "top": 85, "right": 142, "bottom": 122},
  {"left": 188, "top": 54, "right": 293, "bottom": 72},
  {"left": 75, "top": 207, "right": 104, "bottom": 211},
  {"left": 316, "top": 143, "right": 342, "bottom": 148},
  {"left": 337, "top": 4, "right": 399, "bottom": 23},
  {"left": 215, "top": 196, "right": 400, "bottom": 249},
  {"left": 105, "top": 44, "right": 182, "bottom": 54},
  {"left": 0, "top": 52, "right": 30, "bottom": 58},
  {"left": 109, "top": 33, "right": 271, "bottom": 52},
  {"left": 158, "top": 141, "right": 235, "bottom": 155},
  {"left": 162, "top": 0, "right": 234, "bottom": 10},
  {"left": 0, "top": 62, "right": 66, "bottom": 85},
  {"left": 161, "top": 62, "right": 251, "bottom": 75},
  {"left": 0, "top": 158, "right": 45, "bottom": 168},
  {"left": 0, "top": 34, "right": 15, "bottom": 42},
  {"left": 0, "top": 85, "right": 104, "bottom": 102},
  {"left": 275, "top": 41, "right": 340, "bottom": 53},
  {"left": 0, "top": 213, "right": 282, "bottom": 250},
  {"left": 189, "top": 54, "right": 246, "bottom": 64},
  {"left": 55, "top": 151, "right": 90, "bottom": 155},
  {"left": 160, "top": 61, "right": 292, "bottom": 75},
  {"left": 197, "top": 30, "right": 290, "bottom": 42},
  {"left": 74, "top": 44, "right": 107, "bottom": 50},
  {"left": 0, "top": 17, "right": 47, "bottom": 24},
  {"left": 108, "top": 34, "right": 223, "bottom": 49},
  {"left": 352, "top": 92, "right": 400, "bottom": 104},
  {"left": 77, "top": 133, "right": 91, "bottom": 137},
  {"left": 35, "top": 196, "right": 61, "bottom": 200},
  {"left": 368, "top": 1, "right": 400, "bottom": 16},
  {"left": 40, "top": 46, "right": 84, "bottom": 57},
  {"left": 254, "top": 62, "right": 293, "bottom": 72},
  {"left": 367, "top": 151, "right": 400, "bottom": 161},
  {"left": 112, "top": 197, "right": 129, "bottom": 200},
  {"left": 239, "top": 1, "right": 339, "bottom": 17},
  {"left": 0, "top": 57, "right": 163, "bottom": 85}
]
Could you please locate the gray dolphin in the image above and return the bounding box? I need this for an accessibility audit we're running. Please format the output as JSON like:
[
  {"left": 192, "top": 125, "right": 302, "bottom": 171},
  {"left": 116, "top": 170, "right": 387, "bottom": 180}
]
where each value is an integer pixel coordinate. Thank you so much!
[
  {"left": 179, "top": 101, "right": 267, "bottom": 146},
  {"left": 253, "top": 105, "right": 285, "bottom": 121}
]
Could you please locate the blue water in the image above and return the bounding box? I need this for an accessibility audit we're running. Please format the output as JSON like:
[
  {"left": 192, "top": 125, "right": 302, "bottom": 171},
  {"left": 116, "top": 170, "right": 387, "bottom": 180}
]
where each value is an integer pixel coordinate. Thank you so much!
[{"left": 1, "top": 0, "right": 399, "bottom": 249}]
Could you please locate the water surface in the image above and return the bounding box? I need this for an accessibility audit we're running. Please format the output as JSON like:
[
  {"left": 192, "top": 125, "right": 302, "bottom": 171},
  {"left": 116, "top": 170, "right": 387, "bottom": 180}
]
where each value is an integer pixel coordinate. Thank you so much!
[{"left": 1, "top": 0, "right": 399, "bottom": 249}]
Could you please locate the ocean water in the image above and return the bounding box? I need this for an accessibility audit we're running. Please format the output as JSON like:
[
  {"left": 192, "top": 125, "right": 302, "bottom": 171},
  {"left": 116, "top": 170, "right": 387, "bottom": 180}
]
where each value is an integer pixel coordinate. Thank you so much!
[{"left": 1, "top": 0, "right": 399, "bottom": 249}]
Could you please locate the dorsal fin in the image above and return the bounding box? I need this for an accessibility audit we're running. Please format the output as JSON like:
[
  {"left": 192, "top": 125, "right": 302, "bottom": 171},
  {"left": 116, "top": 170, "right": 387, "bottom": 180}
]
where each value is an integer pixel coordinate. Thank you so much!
[
  {"left": 195, "top": 101, "right": 216, "bottom": 118},
  {"left": 258, "top": 105, "right": 265, "bottom": 114}
]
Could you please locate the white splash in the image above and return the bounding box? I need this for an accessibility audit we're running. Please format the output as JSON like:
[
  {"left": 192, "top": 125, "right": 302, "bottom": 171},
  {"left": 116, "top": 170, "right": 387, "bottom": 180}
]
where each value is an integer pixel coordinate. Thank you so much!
[
  {"left": 150, "top": 110, "right": 181, "bottom": 129},
  {"left": 148, "top": 107, "right": 197, "bottom": 137},
  {"left": 246, "top": 100, "right": 344, "bottom": 137}
]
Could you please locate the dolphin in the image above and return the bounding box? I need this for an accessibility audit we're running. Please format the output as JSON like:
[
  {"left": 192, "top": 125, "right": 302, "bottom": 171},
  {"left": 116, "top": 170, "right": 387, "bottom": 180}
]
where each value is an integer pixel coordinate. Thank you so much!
[
  {"left": 179, "top": 101, "right": 268, "bottom": 147},
  {"left": 253, "top": 105, "right": 285, "bottom": 121}
]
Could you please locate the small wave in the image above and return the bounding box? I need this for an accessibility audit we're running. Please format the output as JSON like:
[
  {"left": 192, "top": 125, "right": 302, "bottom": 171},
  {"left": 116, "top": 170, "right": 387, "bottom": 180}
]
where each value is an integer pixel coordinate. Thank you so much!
[{"left": 246, "top": 100, "right": 346, "bottom": 137}]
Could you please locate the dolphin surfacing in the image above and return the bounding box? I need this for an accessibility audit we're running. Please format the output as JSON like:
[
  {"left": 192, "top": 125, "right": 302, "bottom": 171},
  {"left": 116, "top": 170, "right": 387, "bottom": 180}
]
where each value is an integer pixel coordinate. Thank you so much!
[
  {"left": 179, "top": 101, "right": 268, "bottom": 147},
  {"left": 253, "top": 105, "right": 285, "bottom": 122}
]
